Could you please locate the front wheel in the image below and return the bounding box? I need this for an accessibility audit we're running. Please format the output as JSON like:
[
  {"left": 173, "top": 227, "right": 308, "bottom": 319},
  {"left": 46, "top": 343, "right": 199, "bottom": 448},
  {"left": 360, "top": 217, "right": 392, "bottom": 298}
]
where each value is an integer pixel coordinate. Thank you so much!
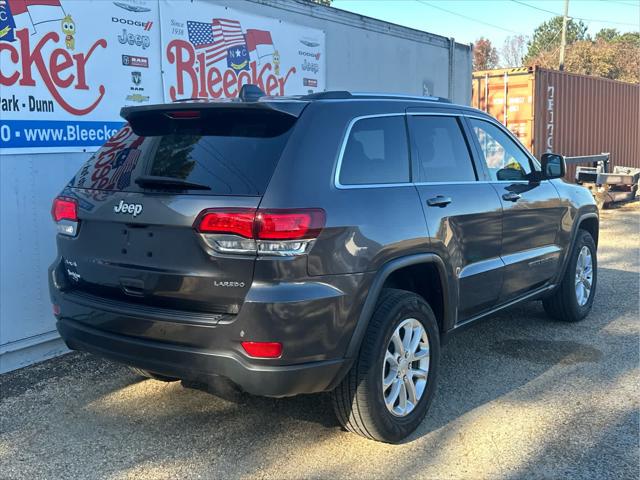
[
  {"left": 543, "top": 229, "right": 597, "bottom": 322},
  {"left": 331, "top": 289, "right": 440, "bottom": 443}
]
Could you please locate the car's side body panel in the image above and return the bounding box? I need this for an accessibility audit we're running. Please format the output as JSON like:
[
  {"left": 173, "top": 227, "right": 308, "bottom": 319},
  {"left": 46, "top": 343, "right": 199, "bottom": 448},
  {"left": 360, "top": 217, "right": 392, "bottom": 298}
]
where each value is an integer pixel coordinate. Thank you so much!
[{"left": 49, "top": 96, "right": 599, "bottom": 398}]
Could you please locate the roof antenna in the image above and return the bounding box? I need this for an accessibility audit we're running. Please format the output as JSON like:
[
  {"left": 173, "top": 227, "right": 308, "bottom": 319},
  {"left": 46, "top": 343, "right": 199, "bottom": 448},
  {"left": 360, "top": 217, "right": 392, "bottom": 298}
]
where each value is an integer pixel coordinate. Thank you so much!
[{"left": 239, "top": 84, "right": 266, "bottom": 102}]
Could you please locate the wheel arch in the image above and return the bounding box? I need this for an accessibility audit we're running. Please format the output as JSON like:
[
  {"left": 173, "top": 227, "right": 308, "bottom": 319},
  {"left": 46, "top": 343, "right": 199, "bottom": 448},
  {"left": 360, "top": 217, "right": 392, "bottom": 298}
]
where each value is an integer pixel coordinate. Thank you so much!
[
  {"left": 578, "top": 214, "right": 599, "bottom": 247},
  {"left": 345, "top": 253, "right": 454, "bottom": 359},
  {"left": 553, "top": 212, "right": 599, "bottom": 286}
]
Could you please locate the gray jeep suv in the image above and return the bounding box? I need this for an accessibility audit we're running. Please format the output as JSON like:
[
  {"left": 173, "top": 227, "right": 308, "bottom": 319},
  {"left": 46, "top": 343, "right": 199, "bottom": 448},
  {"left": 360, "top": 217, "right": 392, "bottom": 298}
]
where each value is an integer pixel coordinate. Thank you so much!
[{"left": 49, "top": 88, "right": 599, "bottom": 443}]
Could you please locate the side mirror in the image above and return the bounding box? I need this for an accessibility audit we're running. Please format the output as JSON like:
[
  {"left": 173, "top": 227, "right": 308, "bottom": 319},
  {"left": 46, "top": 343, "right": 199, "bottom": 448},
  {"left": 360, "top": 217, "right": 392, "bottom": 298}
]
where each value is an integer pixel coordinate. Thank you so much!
[{"left": 540, "top": 153, "right": 565, "bottom": 179}]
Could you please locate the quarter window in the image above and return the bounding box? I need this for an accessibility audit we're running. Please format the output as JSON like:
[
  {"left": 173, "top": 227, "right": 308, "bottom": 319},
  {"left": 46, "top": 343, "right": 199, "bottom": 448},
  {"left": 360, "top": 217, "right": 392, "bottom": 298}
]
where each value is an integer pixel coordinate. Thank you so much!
[
  {"left": 469, "top": 118, "right": 532, "bottom": 181},
  {"left": 410, "top": 116, "right": 477, "bottom": 182},
  {"left": 339, "top": 116, "right": 410, "bottom": 185}
]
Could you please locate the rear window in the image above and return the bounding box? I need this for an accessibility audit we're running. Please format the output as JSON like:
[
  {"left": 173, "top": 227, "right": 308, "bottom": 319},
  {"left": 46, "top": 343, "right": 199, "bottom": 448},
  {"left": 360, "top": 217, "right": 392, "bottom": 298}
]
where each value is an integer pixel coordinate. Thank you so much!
[
  {"left": 69, "top": 110, "right": 295, "bottom": 196},
  {"left": 145, "top": 132, "right": 290, "bottom": 195}
]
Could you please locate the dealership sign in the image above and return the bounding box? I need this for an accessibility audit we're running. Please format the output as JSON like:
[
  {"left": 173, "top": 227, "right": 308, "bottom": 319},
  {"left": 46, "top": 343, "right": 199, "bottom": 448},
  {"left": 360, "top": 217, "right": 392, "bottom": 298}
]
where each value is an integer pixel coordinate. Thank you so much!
[
  {"left": 160, "top": 1, "right": 325, "bottom": 101},
  {"left": 0, "top": 0, "right": 325, "bottom": 154}
]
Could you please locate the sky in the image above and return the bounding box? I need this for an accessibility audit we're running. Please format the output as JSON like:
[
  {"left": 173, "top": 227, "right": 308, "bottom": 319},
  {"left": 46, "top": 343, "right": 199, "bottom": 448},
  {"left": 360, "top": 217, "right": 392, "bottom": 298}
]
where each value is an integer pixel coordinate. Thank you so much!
[{"left": 332, "top": 0, "right": 640, "bottom": 49}]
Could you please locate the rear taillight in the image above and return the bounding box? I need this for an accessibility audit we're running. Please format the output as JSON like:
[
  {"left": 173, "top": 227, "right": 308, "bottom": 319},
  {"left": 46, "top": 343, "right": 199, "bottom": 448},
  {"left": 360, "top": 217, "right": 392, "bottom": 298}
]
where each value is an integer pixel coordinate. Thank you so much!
[
  {"left": 196, "top": 209, "right": 255, "bottom": 238},
  {"left": 52, "top": 197, "right": 78, "bottom": 222},
  {"left": 241, "top": 341, "right": 283, "bottom": 358},
  {"left": 194, "top": 208, "right": 325, "bottom": 256},
  {"left": 256, "top": 210, "right": 325, "bottom": 240},
  {"left": 52, "top": 196, "right": 79, "bottom": 237}
]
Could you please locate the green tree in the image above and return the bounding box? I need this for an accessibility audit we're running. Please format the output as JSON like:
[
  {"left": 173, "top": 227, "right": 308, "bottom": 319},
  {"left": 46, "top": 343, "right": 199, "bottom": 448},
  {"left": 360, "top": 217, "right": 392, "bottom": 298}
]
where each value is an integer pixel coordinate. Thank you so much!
[
  {"left": 527, "top": 27, "right": 639, "bottom": 83},
  {"left": 524, "top": 16, "right": 589, "bottom": 64},
  {"left": 595, "top": 28, "right": 619, "bottom": 42}
]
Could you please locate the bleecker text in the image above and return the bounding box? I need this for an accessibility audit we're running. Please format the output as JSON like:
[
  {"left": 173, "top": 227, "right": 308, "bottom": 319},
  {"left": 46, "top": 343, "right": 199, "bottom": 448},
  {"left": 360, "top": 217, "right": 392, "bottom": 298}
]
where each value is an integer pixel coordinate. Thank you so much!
[
  {"left": 166, "top": 39, "right": 295, "bottom": 100},
  {"left": 0, "top": 29, "right": 107, "bottom": 115}
]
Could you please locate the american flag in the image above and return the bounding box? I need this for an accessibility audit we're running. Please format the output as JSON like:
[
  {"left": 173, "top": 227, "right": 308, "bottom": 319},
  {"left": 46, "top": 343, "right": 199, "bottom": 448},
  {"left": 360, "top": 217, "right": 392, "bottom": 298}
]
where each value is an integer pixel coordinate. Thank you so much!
[
  {"left": 110, "top": 148, "right": 141, "bottom": 190},
  {"left": 187, "top": 18, "right": 246, "bottom": 67}
]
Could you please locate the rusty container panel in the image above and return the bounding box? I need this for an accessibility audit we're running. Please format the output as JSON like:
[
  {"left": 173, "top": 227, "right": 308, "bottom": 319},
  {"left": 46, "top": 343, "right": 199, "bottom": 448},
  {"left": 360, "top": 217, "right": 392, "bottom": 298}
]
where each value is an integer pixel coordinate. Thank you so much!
[
  {"left": 472, "top": 67, "right": 535, "bottom": 151},
  {"left": 533, "top": 68, "right": 640, "bottom": 180}
]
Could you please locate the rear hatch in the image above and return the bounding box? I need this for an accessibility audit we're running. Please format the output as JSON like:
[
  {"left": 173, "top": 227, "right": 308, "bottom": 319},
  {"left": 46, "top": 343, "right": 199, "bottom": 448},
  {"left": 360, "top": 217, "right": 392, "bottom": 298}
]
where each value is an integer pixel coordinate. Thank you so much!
[{"left": 55, "top": 101, "right": 305, "bottom": 315}]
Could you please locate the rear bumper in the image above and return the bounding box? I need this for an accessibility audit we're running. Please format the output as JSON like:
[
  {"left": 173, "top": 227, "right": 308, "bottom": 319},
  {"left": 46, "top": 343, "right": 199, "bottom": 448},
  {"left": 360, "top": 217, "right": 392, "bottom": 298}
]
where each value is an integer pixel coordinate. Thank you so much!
[
  {"left": 57, "top": 317, "right": 351, "bottom": 397},
  {"left": 49, "top": 256, "right": 367, "bottom": 397}
]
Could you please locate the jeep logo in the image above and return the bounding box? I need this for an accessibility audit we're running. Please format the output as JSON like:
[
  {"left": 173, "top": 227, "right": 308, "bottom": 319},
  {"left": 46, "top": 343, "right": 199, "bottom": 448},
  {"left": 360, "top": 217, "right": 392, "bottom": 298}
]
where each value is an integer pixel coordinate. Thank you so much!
[
  {"left": 114, "top": 200, "right": 143, "bottom": 217},
  {"left": 118, "top": 28, "right": 151, "bottom": 50}
]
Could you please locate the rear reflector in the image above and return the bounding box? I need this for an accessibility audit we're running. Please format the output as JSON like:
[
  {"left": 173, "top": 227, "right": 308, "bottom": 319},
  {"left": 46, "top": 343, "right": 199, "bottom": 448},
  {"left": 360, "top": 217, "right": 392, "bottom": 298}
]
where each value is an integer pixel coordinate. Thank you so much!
[
  {"left": 194, "top": 208, "right": 325, "bottom": 241},
  {"left": 52, "top": 197, "right": 78, "bottom": 222},
  {"left": 241, "top": 341, "right": 283, "bottom": 358}
]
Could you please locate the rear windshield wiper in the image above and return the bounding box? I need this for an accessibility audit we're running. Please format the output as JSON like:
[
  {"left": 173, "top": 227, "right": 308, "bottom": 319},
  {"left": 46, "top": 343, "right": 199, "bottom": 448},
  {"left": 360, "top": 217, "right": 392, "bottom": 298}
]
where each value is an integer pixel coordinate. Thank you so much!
[{"left": 135, "top": 175, "right": 212, "bottom": 191}]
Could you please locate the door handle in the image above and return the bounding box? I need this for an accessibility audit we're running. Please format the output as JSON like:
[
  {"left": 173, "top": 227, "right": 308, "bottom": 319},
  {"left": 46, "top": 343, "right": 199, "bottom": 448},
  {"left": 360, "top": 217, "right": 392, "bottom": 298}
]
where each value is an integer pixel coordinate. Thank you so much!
[
  {"left": 502, "top": 192, "right": 521, "bottom": 202},
  {"left": 427, "top": 195, "right": 452, "bottom": 208}
]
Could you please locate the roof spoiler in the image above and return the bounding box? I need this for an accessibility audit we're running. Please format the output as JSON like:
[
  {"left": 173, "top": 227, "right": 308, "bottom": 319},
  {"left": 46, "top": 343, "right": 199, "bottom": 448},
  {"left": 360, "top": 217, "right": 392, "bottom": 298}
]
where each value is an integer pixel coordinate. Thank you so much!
[{"left": 120, "top": 100, "right": 306, "bottom": 137}]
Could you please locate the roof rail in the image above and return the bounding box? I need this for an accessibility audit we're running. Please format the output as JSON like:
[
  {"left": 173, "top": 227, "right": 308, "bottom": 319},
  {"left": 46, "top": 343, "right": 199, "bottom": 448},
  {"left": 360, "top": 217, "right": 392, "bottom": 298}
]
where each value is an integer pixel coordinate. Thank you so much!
[
  {"left": 301, "top": 91, "right": 451, "bottom": 103},
  {"left": 351, "top": 92, "right": 451, "bottom": 103}
]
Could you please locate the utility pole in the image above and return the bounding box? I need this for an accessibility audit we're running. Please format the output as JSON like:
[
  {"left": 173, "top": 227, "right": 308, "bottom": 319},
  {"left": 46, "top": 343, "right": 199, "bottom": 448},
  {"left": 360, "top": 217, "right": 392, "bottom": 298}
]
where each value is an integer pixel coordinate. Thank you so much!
[{"left": 559, "top": 0, "right": 569, "bottom": 71}]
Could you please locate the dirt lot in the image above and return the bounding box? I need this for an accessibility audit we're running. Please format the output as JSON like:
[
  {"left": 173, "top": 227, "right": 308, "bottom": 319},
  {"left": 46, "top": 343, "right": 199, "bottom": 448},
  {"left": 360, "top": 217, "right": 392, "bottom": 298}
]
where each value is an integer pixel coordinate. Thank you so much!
[{"left": 1, "top": 202, "right": 638, "bottom": 480}]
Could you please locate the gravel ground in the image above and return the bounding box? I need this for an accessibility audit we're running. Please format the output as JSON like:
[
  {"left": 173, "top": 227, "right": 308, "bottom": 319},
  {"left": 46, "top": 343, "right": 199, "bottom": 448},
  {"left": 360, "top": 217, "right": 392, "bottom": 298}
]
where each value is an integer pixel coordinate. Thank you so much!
[{"left": 1, "top": 202, "right": 638, "bottom": 480}]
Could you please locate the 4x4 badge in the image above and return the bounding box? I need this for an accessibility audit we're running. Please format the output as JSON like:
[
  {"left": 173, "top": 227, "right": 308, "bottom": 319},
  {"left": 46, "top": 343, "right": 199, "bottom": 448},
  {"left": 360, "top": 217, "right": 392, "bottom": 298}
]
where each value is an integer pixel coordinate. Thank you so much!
[{"left": 114, "top": 200, "right": 143, "bottom": 217}]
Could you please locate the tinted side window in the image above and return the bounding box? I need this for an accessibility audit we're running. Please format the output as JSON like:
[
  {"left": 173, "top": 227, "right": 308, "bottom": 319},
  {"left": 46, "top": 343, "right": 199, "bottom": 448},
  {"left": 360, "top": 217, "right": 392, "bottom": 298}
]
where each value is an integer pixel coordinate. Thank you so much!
[
  {"left": 410, "top": 116, "right": 476, "bottom": 182},
  {"left": 339, "top": 116, "right": 410, "bottom": 185},
  {"left": 469, "top": 118, "right": 532, "bottom": 181}
]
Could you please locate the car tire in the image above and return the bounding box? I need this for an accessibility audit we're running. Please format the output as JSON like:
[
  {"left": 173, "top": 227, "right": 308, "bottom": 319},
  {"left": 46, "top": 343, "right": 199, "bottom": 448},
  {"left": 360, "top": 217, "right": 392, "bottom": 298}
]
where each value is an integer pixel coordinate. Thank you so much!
[
  {"left": 331, "top": 288, "right": 440, "bottom": 443},
  {"left": 129, "top": 367, "right": 178, "bottom": 382},
  {"left": 543, "top": 229, "right": 597, "bottom": 322}
]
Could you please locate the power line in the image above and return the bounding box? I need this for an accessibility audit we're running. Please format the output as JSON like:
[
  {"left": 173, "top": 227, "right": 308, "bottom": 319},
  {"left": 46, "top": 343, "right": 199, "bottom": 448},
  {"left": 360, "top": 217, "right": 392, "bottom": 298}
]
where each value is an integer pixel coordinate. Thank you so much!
[
  {"left": 510, "top": 0, "right": 639, "bottom": 27},
  {"left": 600, "top": 0, "right": 640, "bottom": 7},
  {"left": 414, "top": 0, "right": 521, "bottom": 34}
]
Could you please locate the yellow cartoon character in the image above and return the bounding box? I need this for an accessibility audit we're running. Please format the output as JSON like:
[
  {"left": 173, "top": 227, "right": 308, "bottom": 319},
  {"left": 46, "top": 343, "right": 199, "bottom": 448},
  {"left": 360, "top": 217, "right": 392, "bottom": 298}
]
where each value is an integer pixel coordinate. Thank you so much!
[
  {"left": 61, "top": 15, "right": 76, "bottom": 51},
  {"left": 273, "top": 50, "right": 280, "bottom": 76}
]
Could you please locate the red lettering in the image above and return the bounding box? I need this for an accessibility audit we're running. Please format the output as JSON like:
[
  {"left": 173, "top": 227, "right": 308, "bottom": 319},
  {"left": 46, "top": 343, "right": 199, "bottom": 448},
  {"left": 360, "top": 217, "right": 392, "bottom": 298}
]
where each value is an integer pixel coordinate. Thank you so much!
[
  {"left": 17, "top": 29, "right": 54, "bottom": 87},
  {"left": 196, "top": 52, "right": 207, "bottom": 98},
  {"left": 250, "top": 60, "right": 268, "bottom": 91},
  {"left": 278, "top": 67, "right": 296, "bottom": 95},
  {"left": 166, "top": 39, "right": 197, "bottom": 100},
  {"left": 12, "top": 29, "right": 106, "bottom": 115},
  {"left": 49, "top": 49, "right": 74, "bottom": 88},
  {"left": 207, "top": 67, "right": 222, "bottom": 98},
  {"left": 237, "top": 70, "right": 251, "bottom": 90},
  {"left": 167, "top": 50, "right": 297, "bottom": 100},
  {"left": 265, "top": 74, "right": 278, "bottom": 95},
  {"left": 223, "top": 69, "right": 237, "bottom": 98},
  {"left": 0, "top": 42, "right": 19, "bottom": 85},
  {"left": 73, "top": 39, "right": 106, "bottom": 90}
]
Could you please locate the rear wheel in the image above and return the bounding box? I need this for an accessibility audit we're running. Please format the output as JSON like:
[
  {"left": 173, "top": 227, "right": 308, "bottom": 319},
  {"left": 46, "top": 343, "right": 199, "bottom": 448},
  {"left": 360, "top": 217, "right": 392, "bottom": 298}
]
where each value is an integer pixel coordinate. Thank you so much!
[
  {"left": 128, "top": 367, "right": 178, "bottom": 382},
  {"left": 331, "top": 289, "right": 440, "bottom": 443},
  {"left": 543, "top": 229, "right": 597, "bottom": 322}
]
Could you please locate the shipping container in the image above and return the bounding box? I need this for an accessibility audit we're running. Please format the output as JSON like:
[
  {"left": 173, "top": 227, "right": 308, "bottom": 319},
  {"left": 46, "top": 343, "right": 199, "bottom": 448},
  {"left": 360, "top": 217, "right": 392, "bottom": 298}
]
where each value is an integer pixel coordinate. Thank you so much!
[
  {"left": 472, "top": 67, "right": 640, "bottom": 179},
  {"left": 0, "top": 0, "right": 472, "bottom": 373}
]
